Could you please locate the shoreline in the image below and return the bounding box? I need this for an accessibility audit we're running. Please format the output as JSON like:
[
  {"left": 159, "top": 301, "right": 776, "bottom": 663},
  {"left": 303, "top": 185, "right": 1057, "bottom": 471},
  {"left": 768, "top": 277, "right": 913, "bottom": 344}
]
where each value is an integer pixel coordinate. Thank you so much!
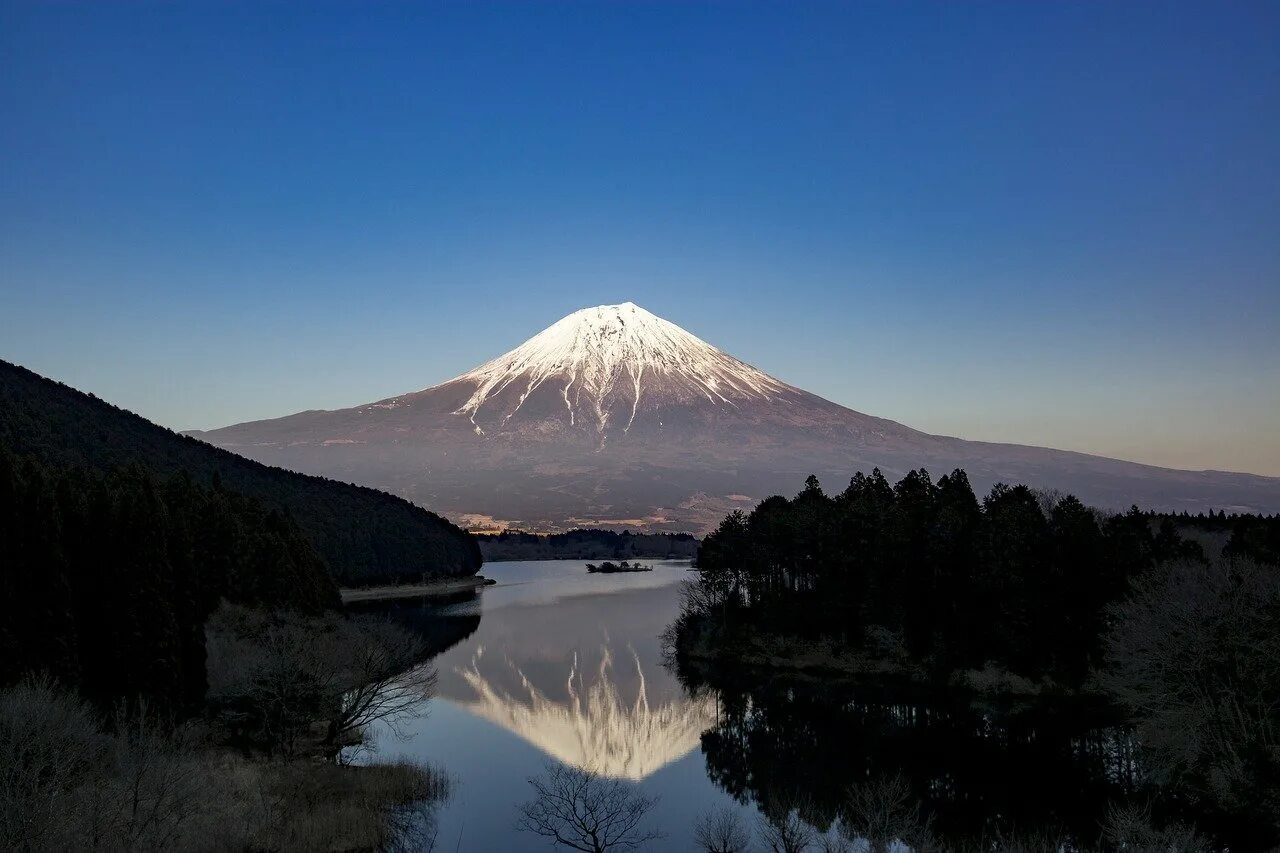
[{"left": 340, "top": 575, "right": 497, "bottom": 604}]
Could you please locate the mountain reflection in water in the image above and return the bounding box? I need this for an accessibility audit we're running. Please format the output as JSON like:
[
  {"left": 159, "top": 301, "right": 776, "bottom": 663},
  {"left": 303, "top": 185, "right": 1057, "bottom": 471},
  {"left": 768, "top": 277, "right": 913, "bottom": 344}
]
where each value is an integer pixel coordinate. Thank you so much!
[
  {"left": 356, "top": 561, "right": 1260, "bottom": 850},
  {"left": 453, "top": 644, "right": 715, "bottom": 780}
]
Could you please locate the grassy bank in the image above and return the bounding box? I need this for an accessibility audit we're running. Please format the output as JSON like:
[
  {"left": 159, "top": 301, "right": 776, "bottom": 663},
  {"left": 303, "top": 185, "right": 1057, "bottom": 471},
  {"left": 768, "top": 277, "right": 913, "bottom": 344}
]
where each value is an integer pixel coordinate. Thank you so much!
[{"left": 0, "top": 677, "right": 449, "bottom": 852}]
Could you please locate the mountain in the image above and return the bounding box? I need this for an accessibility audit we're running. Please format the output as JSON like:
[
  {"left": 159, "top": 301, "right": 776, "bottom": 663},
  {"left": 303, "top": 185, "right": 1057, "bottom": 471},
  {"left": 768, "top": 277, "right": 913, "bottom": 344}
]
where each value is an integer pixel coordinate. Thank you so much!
[
  {"left": 192, "top": 302, "right": 1280, "bottom": 531},
  {"left": 0, "top": 359, "right": 481, "bottom": 585}
]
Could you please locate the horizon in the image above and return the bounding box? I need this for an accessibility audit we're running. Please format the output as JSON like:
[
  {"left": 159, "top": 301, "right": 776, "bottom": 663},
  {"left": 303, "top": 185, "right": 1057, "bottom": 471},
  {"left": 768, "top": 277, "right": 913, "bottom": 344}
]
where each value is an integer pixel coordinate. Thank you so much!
[{"left": 3, "top": 2, "right": 1278, "bottom": 476}]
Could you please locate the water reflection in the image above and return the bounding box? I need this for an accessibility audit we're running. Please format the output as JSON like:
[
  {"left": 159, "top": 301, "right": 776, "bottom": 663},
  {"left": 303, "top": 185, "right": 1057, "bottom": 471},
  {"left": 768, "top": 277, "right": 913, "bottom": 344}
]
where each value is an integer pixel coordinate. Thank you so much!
[
  {"left": 346, "top": 588, "right": 482, "bottom": 659},
  {"left": 358, "top": 562, "right": 1261, "bottom": 850},
  {"left": 452, "top": 643, "right": 716, "bottom": 780},
  {"left": 677, "top": 663, "right": 1140, "bottom": 845}
]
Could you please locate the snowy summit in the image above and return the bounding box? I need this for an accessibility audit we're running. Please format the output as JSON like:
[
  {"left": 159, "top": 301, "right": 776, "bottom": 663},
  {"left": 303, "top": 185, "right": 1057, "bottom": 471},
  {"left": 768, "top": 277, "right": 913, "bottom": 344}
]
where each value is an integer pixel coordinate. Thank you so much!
[{"left": 452, "top": 302, "right": 790, "bottom": 436}]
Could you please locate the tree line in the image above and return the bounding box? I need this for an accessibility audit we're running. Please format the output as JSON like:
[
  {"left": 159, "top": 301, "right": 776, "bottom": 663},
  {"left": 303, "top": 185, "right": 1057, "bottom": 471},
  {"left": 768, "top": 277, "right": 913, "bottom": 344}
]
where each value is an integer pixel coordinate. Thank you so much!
[
  {"left": 0, "top": 446, "right": 340, "bottom": 713},
  {"left": 688, "top": 469, "right": 1213, "bottom": 683}
]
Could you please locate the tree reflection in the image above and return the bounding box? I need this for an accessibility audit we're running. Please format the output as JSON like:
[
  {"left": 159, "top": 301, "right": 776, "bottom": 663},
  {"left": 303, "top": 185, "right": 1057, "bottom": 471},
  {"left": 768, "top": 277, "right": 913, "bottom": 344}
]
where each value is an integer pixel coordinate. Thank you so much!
[
  {"left": 346, "top": 589, "right": 482, "bottom": 660},
  {"left": 680, "top": 663, "right": 1140, "bottom": 846}
]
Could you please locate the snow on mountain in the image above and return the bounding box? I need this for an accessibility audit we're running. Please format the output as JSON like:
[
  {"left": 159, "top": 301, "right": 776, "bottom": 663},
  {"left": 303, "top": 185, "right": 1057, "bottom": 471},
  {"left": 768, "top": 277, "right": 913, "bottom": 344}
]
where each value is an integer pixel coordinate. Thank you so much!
[{"left": 449, "top": 302, "right": 790, "bottom": 440}]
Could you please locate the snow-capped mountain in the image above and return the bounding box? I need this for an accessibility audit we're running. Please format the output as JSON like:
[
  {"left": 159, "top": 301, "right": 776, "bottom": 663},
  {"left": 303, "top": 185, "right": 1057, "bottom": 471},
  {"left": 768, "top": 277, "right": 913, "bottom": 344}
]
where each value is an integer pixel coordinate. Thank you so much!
[
  {"left": 453, "top": 302, "right": 790, "bottom": 443},
  {"left": 192, "top": 302, "right": 1280, "bottom": 531}
]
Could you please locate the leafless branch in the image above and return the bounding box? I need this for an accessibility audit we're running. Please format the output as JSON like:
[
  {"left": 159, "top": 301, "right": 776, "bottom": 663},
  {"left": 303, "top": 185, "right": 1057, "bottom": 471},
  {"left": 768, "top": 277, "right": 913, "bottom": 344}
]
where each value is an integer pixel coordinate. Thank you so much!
[{"left": 516, "top": 763, "right": 661, "bottom": 853}]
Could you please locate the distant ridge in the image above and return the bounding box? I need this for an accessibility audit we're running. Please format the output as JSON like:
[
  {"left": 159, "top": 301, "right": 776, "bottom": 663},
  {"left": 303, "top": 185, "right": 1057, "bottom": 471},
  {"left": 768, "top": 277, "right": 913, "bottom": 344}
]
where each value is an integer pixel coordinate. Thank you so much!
[
  {"left": 194, "top": 302, "right": 1280, "bottom": 531},
  {"left": 0, "top": 359, "right": 481, "bottom": 585}
]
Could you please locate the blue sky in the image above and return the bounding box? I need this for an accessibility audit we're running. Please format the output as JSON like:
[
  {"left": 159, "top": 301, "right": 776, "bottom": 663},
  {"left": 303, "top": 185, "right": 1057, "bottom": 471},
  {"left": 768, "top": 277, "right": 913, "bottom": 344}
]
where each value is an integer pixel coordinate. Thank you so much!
[{"left": 2, "top": 2, "right": 1277, "bottom": 474}]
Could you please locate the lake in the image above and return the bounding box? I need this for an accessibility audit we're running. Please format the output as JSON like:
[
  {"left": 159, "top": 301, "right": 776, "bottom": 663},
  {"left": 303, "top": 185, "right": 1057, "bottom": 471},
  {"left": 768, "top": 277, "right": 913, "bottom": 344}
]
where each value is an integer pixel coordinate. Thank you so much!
[{"left": 350, "top": 560, "right": 1147, "bottom": 851}]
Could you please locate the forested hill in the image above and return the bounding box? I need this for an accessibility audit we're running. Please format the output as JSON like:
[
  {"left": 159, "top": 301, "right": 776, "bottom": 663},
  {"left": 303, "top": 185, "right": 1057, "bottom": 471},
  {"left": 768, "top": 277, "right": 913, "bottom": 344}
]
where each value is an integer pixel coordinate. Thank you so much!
[
  {"left": 0, "top": 450, "right": 340, "bottom": 708},
  {"left": 0, "top": 360, "right": 481, "bottom": 585}
]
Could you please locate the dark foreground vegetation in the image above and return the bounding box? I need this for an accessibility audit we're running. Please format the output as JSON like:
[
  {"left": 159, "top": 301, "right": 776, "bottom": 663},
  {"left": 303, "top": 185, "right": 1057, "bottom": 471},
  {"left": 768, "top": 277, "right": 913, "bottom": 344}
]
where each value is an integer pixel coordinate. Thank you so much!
[
  {"left": 0, "top": 363, "right": 475, "bottom": 849},
  {"left": 0, "top": 451, "right": 452, "bottom": 849},
  {"left": 668, "top": 469, "right": 1280, "bottom": 844},
  {"left": 2, "top": 634, "right": 446, "bottom": 852},
  {"left": 476, "top": 527, "right": 697, "bottom": 561},
  {"left": 1, "top": 447, "right": 337, "bottom": 708},
  {"left": 684, "top": 792, "right": 1214, "bottom": 853},
  {"left": 0, "top": 359, "right": 480, "bottom": 585},
  {"left": 1, "top": 551, "right": 448, "bottom": 851},
  {"left": 512, "top": 756, "right": 1213, "bottom": 852}
]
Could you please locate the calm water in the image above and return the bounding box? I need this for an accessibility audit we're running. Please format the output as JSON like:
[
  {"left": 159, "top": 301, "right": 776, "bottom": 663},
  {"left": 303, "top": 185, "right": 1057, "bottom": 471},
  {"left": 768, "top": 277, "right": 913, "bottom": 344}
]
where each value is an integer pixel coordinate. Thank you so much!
[{"left": 351, "top": 560, "right": 1144, "bottom": 851}]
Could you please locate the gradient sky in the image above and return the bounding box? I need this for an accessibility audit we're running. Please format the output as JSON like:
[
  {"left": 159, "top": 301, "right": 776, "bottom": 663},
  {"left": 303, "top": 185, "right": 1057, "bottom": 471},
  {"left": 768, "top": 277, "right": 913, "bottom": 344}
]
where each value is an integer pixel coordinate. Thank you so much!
[{"left": 2, "top": 2, "right": 1278, "bottom": 475}]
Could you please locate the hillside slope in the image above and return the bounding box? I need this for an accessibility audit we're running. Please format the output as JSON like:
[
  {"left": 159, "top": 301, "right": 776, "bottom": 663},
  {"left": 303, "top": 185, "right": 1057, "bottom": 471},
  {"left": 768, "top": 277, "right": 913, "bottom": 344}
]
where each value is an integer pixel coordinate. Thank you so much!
[{"left": 0, "top": 359, "right": 481, "bottom": 585}]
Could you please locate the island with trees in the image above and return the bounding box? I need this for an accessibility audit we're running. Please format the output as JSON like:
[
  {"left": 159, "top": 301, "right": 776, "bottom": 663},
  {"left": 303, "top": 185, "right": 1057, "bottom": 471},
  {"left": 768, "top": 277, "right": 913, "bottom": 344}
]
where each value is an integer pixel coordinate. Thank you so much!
[{"left": 587, "top": 560, "right": 653, "bottom": 574}]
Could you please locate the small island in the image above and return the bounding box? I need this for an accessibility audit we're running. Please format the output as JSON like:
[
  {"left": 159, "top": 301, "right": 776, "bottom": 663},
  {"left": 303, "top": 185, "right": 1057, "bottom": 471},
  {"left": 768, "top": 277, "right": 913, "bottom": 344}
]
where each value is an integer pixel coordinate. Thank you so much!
[{"left": 586, "top": 560, "right": 653, "bottom": 574}]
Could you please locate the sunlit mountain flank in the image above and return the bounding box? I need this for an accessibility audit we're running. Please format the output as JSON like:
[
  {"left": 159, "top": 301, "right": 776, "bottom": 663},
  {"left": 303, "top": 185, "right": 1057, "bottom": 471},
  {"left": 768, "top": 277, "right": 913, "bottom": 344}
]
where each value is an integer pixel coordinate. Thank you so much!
[{"left": 194, "top": 303, "right": 1280, "bottom": 529}]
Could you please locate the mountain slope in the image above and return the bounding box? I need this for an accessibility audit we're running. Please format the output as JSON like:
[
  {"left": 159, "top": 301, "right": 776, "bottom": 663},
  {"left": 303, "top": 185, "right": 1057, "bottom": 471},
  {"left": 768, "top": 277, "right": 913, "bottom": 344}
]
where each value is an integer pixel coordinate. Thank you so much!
[
  {"left": 193, "top": 303, "right": 1280, "bottom": 531},
  {"left": 0, "top": 359, "right": 481, "bottom": 584}
]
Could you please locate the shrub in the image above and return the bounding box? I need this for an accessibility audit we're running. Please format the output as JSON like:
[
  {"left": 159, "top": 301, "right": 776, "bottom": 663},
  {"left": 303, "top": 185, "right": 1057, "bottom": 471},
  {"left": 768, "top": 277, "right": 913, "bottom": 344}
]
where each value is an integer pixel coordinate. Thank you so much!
[{"left": 0, "top": 671, "right": 449, "bottom": 851}]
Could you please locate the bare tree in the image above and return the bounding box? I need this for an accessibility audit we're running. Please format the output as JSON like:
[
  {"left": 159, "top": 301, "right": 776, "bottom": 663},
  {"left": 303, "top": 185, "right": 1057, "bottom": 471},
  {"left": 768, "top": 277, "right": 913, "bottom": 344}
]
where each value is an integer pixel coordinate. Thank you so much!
[
  {"left": 326, "top": 616, "right": 436, "bottom": 747},
  {"left": 0, "top": 675, "right": 450, "bottom": 852},
  {"left": 1101, "top": 803, "right": 1209, "bottom": 853},
  {"left": 206, "top": 604, "right": 437, "bottom": 756},
  {"left": 694, "top": 807, "right": 751, "bottom": 852},
  {"left": 841, "top": 773, "right": 933, "bottom": 852},
  {"left": 756, "top": 802, "right": 815, "bottom": 853},
  {"left": 815, "top": 834, "right": 850, "bottom": 853},
  {"left": 0, "top": 675, "right": 107, "bottom": 850},
  {"left": 206, "top": 605, "right": 345, "bottom": 755},
  {"left": 1030, "top": 487, "right": 1064, "bottom": 517},
  {"left": 91, "top": 701, "right": 207, "bottom": 851},
  {"left": 0, "top": 679, "right": 234, "bottom": 852},
  {"left": 516, "top": 763, "right": 661, "bottom": 852},
  {"left": 1099, "top": 555, "right": 1280, "bottom": 814}
]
